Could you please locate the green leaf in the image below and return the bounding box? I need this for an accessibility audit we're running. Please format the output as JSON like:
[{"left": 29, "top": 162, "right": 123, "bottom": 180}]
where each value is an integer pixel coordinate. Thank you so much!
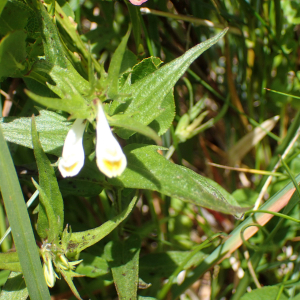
[
  {"left": 0, "top": 110, "right": 70, "bottom": 155},
  {"left": 126, "top": 4, "right": 143, "bottom": 54},
  {"left": 0, "top": 30, "right": 27, "bottom": 81},
  {"left": 108, "top": 114, "right": 161, "bottom": 143},
  {"left": 57, "top": 0, "right": 75, "bottom": 19},
  {"left": 292, "top": 294, "right": 300, "bottom": 300},
  {"left": 0, "top": 271, "right": 10, "bottom": 288},
  {"left": 134, "top": 57, "right": 163, "bottom": 80},
  {"left": 110, "top": 28, "right": 228, "bottom": 139},
  {"left": 0, "top": 1, "right": 30, "bottom": 35},
  {"left": 106, "top": 27, "right": 131, "bottom": 99},
  {"left": 0, "top": 124, "right": 51, "bottom": 299},
  {"left": 58, "top": 159, "right": 105, "bottom": 197},
  {"left": 232, "top": 189, "right": 259, "bottom": 207},
  {"left": 148, "top": 90, "right": 175, "bottom": 136},
  {"left": 55, "top": 1, "right": 101, "bottom": 74},
  {"left": 104, "top": 235, "right": 141, "bottom": 300},
  {"left": 25, "top": 85, "right": 94, "bottom": 121},
  {"left": 35, "top": 1, "right": 90, "bottom": 93},
  {"left": 0, "top": 0, "right": 7, "bottom": 16},
  {"left": 34, "top": 1, "right": 67, "bottom": 69},
  {"left": 0, "top": 109, "right": 94, "bottom": 156},
  {"left": 120, "top": 49, "right": 138, "bottom": 74},
  {"left": 24, "top": 1, "right": 93, "bottom": 119},
  {"left": 109, "top": 144, "right": 249, "bottom": 217},
  {"left": 240, "top": 286, "right": 288, "bottom": 300},
  {"left": 118, "top": 57, "right": 175, "bottom": 137},
  {"left": 60, "top": 269, "right": 83, "bottom": 300},
  {"left": 31, "top": 116, "right": 64, "bottom": 241},
  {"left": 67, "top": 194, "right": 138, "bottom": 257},
  {"left": 0, "top": 253, "right": 21, "bottom": 273},
  {"left": 0, "top": 272, "right": 28, "bottom": 300},
  {"left": 139, "top": 251, "right": 206, "bottom": 281},
  {"left": 75, "top": 253, "right": 110, "bottom": 278}
]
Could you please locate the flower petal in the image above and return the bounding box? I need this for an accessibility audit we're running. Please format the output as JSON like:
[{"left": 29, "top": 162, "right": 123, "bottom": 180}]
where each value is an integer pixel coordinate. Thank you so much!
[
  {"left": 58, "top": 118, "right": 86, "bottom": 178},
  {"left": 129, "top": 0, "right": 148, "bottom": 5},
  {"left": 95, "top": 102, "right": 127, "bottom": 178}
]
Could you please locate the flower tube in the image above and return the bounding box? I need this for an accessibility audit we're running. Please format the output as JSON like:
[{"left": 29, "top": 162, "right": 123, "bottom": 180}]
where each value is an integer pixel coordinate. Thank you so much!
[
  {"left": 95, "top": 102, "right": 127, "bottom": 178},
  {"left": 58, "top": 118, "right": 86, "bottom": 178}
]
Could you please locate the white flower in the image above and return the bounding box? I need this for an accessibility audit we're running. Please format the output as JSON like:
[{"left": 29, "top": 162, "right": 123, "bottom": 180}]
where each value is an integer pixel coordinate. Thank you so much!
[
  {"left": 95, "top": 102, "right": 127, "bottom": 178},
  {"left": 58, "top": 118, "right": 86, "bottom": 178}
]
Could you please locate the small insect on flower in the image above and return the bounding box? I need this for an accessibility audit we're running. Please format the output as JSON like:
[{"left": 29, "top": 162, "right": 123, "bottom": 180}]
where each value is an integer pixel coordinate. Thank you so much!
[
  {"left": 95, "top": 101, "right": 127, "bottom": 178},
  {"left": 58, "top": 118, "right": 86, "bottom": 178}
]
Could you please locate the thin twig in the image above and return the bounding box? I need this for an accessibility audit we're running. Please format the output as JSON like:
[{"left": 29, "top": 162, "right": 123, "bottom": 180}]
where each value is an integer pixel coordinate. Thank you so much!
[{"left": 244, "top": 250, "right": 262, "bottom": 288}]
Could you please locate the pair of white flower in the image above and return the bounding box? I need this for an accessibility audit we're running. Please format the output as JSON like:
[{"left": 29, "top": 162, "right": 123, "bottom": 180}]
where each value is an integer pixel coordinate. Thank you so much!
[{"left": 58, "top": 101, "right": 127, "bottom": 178}]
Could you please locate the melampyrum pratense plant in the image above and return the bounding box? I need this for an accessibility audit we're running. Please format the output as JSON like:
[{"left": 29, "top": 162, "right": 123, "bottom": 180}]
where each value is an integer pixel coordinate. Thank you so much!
[{"left": 0, "top": 0, "right": 275, "bottom": 299}]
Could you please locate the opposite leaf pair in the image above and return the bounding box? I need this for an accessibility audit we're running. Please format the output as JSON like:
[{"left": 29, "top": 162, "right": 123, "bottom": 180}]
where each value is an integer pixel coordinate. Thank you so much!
[{"left": 58, "top": 101, "right": 127, "bottom": 178}]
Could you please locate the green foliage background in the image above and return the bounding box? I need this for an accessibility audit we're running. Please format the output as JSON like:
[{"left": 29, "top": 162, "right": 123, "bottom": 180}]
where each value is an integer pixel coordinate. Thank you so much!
[{"left": 1, "top": 0, "right": 300, "bottom": 299}]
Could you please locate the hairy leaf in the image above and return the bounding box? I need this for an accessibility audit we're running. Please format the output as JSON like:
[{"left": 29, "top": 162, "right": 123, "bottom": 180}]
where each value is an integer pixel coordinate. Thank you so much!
[
  {"left": 31, "top": 117, "right": 64, "bottom": 241},
  {"left": 104, "top": 236, "right": 141, "bottom": 300},
  {"left": 67, "top": 195, "right": 138, "bottom": 257},
  {"left": 109, "top": 144, "right": 249, "bottom": 217},
  {"left": 110, "top": 29, "right": 228, "bottom": 139}
]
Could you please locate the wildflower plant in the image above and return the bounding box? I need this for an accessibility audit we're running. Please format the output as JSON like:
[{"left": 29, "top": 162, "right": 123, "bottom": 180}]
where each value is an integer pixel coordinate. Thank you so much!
[
  {"left": 1, "top": 0, "right": 299, "bottom": 300},
  {"left": 0, "top": 1, "right": 248, "bottom": 298}
]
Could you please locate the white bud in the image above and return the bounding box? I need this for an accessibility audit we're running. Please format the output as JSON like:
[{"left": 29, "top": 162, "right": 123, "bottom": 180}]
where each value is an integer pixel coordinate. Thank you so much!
[
  {"left": 58, "top": 119, "right": 86, "bottom": 177},
  {"left": 43, "top": 256, "right": 56, "bottom": 288},
  {"left": 95, "top": 102, "right": 127, "bottom": 178}
]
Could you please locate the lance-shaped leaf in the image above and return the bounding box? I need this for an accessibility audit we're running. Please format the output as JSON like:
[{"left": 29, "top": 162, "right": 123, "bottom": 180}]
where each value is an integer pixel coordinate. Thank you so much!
[
  {"left": 104, "top": 236, "right": 141, "bottom": 300},
  {"left": 106, "top": 26, "right": 131, "bottom": 99},
  {"left": 110, "top": 28, "right": 228, "bottom": 139},
  {"left": 67, "top": 194, "right": 138, "bottom": 257},
  {"left": 109, "top": 144, "right": 250, "bottom": 217},
  {"left": 31, "top": 117, "right": 64, "bottom": 241}
]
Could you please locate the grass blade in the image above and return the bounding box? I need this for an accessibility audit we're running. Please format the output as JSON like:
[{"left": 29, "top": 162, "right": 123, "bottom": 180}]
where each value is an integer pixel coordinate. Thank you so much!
[{"left": 0, "top": 124, "right": 50, "bottom": 300}]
